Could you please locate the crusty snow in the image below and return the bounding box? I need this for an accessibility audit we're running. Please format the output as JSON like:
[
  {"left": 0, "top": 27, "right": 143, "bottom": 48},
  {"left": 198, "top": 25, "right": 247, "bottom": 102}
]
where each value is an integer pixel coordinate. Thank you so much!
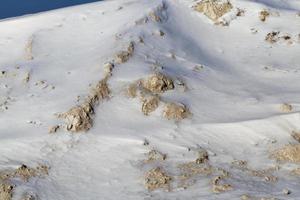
[{"left": 0, "top": 0, "right": 300, "bottom": 199}]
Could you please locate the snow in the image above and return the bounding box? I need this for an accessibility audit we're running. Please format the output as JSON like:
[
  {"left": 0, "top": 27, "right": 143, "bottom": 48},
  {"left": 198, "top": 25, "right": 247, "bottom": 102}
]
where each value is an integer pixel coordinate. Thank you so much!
[{"left": 0, "top": 0, "right": 300, "bottom": 199}]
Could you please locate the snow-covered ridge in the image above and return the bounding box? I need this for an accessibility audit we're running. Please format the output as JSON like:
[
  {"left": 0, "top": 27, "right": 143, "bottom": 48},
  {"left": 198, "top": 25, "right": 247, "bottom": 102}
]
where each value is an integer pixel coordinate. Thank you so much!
[{"left": 0, "top": 0, "right": 300, "bottom": 199}]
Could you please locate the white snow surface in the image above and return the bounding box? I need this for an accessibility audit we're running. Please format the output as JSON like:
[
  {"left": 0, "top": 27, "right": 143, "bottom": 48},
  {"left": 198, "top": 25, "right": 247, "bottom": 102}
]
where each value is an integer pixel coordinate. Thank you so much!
[{"left": 0, "top": 0, "right": 300, "bottom": 199}]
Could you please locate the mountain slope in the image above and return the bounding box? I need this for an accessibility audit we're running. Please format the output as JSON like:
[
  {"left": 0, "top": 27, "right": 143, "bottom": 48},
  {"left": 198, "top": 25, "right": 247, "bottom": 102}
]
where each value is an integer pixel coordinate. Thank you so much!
[{"left": 0, "top": 0, "right": 300, "bottom": 199}]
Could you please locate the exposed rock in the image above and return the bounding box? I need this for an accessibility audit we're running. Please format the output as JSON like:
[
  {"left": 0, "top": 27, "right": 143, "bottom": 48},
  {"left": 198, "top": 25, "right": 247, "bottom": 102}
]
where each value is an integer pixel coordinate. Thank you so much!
[
  {"left": 59, "top": 77, "right": 110, "bottom": 133},
  {"left": 58, "top": 103, "right": 93, "bottom": 132},
  {"left": 142, "top": 96, "right": 160, "bottom": 115},
  {"left": 0, "top": 184, "right": 14, "bottom": 200},
  {"left": 14, "top": 164, "right": 49, "bottom": 181},
  {"left": 142, "top": 73, "right": 174, "bottom": 94},
  {"left": 231, "top": 160, "right": 247, "bottom": 168},
  {"left": 49, "top": 125, "right": 60, "bottom": 134},
  {"left": 194, "top": 0, "right": 233, "bottom": 22},
  {"left": 163, "top": 103, "right": 190, "bottom": 121},
  {"left": 265, "top": 32, "right": 280, "bottom": 43},
  {"left": 103, "top": 62, "right": 114, "bottom": 77},
  {"left": 236, "top": 8, "right": 245, "bottom": 17},
  {"left": 291, "top": 131, "right": 300, "bottom": 143},
  {"left": 156, "top": 30, "right": 165, "bottom": 37},
  {"left": 282, "top": 188, "right": 291, "bottom": 195},
  {"left": 115, "top": 42, "right": 135, "bottom": 64},
  {"left": 259, "top": 10, "right": 270, "bottom": 22},
  {"left": 88, "top": 79, "right": 110, "bottom": 105},
  {"left": 145, "top": 150, "right": 167, "bottom": 162},
  {"left": 280, "top": 103, "right": 292, "bottom": 112},
  {"left": 178, "top": 162, "right": 213, "bottom": 188},
  {"left": 21, "top": 194, "right": 37, "bottom": 200},
  {"left": 126, "top": 82, "right": 138, "bottom": 98},
  {"left": 149, "top": 11, "right": 161, "bottom": 22},
  {"left": 23, "top": 72, "right": 30, "bottom": 83},
  {"left": 271, "top": 144, "right": 300, "bottom": 163},
  {"left": 196, "top": 149, "right": 209, "bottom": 164},
  {"left": 212, "top": 176, "right": 232, "bottom": 193},
  {"left": 144, "top": 167, "right": 172, "bottom": 191}
]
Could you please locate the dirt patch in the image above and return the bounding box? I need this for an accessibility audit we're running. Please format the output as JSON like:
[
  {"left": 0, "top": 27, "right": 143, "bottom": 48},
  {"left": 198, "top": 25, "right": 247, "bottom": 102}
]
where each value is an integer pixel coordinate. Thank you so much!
[
  {"left": 195, "top": 149, "right": 209, "bottom": 164},
  {"left": 0, "top": 184, "right": 14, "bottom": 200},
  {"left": 126, "top": 82, "right": 139, "bottom": 98},
  {"left": 14, "top": 164, "right": 48, "bottom": 182},
  {"left": 23, "top": 72, "right": 30, "bottom": 84},
  {"left": 145, "top": 150, "right": 167, "bottom": 163},
  {"left": 163, "top": 103, "right": 190, "bottom": 121},
  {"left": 178, "top": 162, "right": 213, "bottom": 188},
  {"left": 115, "top": 42, "right": 135, "bottom": 64},
  {"left": 21, "top": 193, "right": 37, "bottom": 200},
  {"left": 232, "top": 161, "right": 279, "bottom": 182},
  {"left": 0, "top": 164, "right": 48, "bottom": 200},
  {"left": 87, "top": 79, "right": 110, "bottom": 105},
  {"left": 265, "top": 32, "right": 280, "bottom": 43},
  {"left": 142, "top": 96, "right": 160, "bottom": 115},
  {"left": 149, "top": 11, "right": 161, "bottom": 22},
  {"left": 291, "top": 131, "right": 300, "bottom": 143},
  {"left": 271, "top": 144, "right": 300, "bottom": 163},
  {"left": 103, "top": 62, "right": 114, "bottom": 77},
  {"left": 212, "top": 175, "right": 232, "bottom": 193},
  {"left": 259, "top": 10, "right": 270, "bottom": 22},
  {"left": 194, "top": 0, "right": 233, "bottom": 22},
  {"left": 280, "top": 103, "right": 293, "bottom": 112},
  {"left": 142, "top": 73, "right": 174, "bottom": 94},
  {"left": 58, "top": 103, "right": 93, "bottom": 132},
  {"left": 236, "top": 8, "right": 245, "bottom": 17},
  {"left": 265, "top": 32, "right": 294, "bottom": 45},
  {"left": 49, "top": 125, "right": 60, "bottom": 134},
  {"left": 1, "top": 164, "right": 48, "bottom": 182},
  {"left": 144, "top": 167, "right": 172, "bottom": 191},
  {"left": 59, "top": 75, "right": 110, "bottom": 133}
]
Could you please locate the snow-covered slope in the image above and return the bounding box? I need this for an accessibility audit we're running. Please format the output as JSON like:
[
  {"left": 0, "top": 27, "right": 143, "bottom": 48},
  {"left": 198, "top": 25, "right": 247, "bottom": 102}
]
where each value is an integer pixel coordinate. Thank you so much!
[{"left": 0, "top": 0, "right": 300, "bottom": 199}]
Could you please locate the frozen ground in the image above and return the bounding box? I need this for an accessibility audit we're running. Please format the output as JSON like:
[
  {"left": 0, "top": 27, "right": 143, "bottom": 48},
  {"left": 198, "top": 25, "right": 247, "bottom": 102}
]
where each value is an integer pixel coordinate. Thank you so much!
[{"left": 0, "top": 0, "right": 300, "bottom": 199}]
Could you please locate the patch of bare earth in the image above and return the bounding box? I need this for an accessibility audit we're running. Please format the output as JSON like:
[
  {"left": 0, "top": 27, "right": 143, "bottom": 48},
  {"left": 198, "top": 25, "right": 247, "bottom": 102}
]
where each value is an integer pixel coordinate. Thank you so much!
[
  {"left": 259, "top": 10, "right": 270, "bottom": 22},
  {"left": 0, "top": 184, "right": 13, "bottom": 200},
  {"left": 271, "top": 144, "right": 300, "bottom": 163},
  {"left": 194, "top": 0, "right": 233, "bottom": 22},
  {"left": 163, "top": 103, "right": 190, "bottom": 121},
  {"left": 178, "top": 162, "right": 213, "bottom": 189},
  {"left": 231, "top": 160, "right": 279, "bottom": 183},
  {"left": 141, "top": 95, "right": 160, "bottom": 115},
  {"left": 142, "top": 73, "right": 174, "bottom": 94},
  {"left": 115, "top": 42, "right": 135, "bottom": 64},
  {"left": 291, "top": 131, "right": 300, "bottom": 143},
  {"left": 212, "top": 174, "right": 232, "bottom": 193},
  {"left": 58, "top": 103, "right": 94, "bottom": 132},
  {"left": 144, "top": 167, "right": 172, "bottom": 191},
  {"left": 58, "top": 41, "right": 135, "bottom": 133},
  {"left": 0, "top": 164, "right": 48, "bottom": 200},
  {"left": 280, "top": 103, "right": 292, "bottom": 112},
  {"left": 145, "top": 150, "right": 167, "bottom": 163},
  {"left": 265, "top": 33, "right": 294, "bottom": 45}
]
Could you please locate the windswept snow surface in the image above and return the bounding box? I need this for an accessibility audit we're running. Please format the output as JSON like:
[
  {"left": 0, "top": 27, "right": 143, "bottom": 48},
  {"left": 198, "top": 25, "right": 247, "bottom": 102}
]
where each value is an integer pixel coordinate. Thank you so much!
[{"left": 0, "top": 0, "right": 300, "bottom": 199}]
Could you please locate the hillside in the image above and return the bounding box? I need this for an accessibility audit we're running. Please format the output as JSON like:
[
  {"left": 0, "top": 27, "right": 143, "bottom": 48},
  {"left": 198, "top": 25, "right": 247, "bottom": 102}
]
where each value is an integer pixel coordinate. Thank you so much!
[{"left": 0, "top": 0, "right": 300, "bottom": 199}]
